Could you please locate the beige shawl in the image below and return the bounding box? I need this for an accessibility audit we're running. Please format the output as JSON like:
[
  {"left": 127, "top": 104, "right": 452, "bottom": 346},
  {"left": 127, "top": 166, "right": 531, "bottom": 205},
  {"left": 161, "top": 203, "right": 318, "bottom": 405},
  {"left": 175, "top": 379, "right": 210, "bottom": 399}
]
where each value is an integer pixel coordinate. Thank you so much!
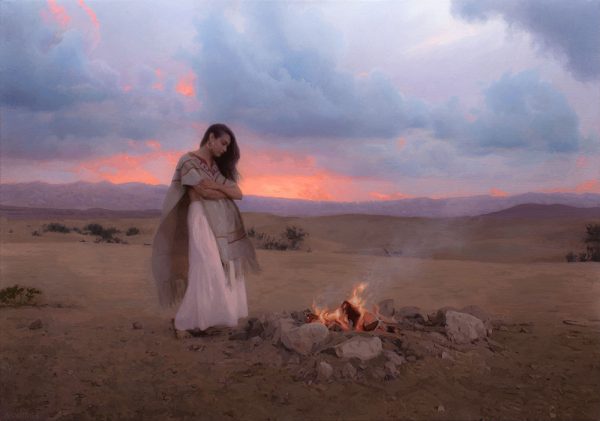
[{"left": 151, "top": 152, "right": 259, "bottom": 308}]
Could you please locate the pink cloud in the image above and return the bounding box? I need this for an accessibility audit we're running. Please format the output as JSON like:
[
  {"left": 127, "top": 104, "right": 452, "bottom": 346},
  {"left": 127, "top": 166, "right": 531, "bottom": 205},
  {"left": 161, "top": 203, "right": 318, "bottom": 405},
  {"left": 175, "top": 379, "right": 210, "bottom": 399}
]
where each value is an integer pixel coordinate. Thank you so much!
[
  {"left": 176, "top": 71, "right": 196, "bottom": 98},
  {"left": 43, "top": 0, "right": 71, "bottom": 29},
  {"left": 153, "top": 68, "right": 165, "bottom": 91},
  {"left": 575, "top": 179, "right": 600, "bottom": 193}
]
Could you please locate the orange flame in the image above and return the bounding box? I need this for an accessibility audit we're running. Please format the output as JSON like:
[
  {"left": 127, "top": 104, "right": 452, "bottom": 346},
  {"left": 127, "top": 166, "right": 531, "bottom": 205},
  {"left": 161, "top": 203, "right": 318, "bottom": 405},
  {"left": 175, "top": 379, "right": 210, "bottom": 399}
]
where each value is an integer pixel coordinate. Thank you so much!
[{"left": 311, "top": 283, "right": 376, "bottom": 331}]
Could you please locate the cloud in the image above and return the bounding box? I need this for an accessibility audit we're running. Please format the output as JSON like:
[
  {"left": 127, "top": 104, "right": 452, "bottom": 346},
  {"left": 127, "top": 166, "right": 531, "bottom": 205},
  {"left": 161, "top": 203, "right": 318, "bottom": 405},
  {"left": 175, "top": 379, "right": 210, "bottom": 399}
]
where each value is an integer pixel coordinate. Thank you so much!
[
  {"left": 189, "top": 3, "right": 429, "bottom": 139},
  {"left": 451, "top": 0, "right": 600, "bottom": 81},
  {"left": 0, "top": 2, "right": 202, "bottom": 161},
  {"left": 433, "top": 70, "right": 589, "bottom": 154},
  {"left": 0, "top": 2, "right": 120, "bottom": 111}
]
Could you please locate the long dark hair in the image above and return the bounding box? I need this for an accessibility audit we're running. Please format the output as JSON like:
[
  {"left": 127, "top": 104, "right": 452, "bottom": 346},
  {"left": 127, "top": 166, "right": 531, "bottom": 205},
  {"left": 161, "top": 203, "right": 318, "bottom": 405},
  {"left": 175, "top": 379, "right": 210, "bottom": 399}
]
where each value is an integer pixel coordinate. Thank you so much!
[{"left": 200, "top": 123, "right": 240, "bottom": 182}]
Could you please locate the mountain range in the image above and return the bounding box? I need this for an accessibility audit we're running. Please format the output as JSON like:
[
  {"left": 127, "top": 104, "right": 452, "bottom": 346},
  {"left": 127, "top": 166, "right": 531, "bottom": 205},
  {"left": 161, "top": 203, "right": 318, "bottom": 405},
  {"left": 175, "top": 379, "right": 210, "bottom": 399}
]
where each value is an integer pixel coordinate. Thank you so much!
[{"left": 1, "top": 181, "right": 599, "bottom": 218}]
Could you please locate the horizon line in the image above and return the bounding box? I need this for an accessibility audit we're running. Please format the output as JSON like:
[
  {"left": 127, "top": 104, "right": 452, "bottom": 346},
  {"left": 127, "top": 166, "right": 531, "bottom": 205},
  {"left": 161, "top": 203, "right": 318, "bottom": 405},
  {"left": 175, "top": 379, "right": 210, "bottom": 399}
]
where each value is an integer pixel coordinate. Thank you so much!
[{"left": 1, "top": 180, "right": 598, "bottom": 203}]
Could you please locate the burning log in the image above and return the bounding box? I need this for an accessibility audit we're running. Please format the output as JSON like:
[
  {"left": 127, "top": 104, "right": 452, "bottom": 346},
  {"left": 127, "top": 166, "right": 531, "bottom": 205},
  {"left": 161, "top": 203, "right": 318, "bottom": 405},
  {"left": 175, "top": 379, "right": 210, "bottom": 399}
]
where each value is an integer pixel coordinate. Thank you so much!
[
  {"left": 309, "top": 283, "right": 386, "bottom": 332},
  {"left": 341, "top": 300, "right": 361, "bottom": 328}
]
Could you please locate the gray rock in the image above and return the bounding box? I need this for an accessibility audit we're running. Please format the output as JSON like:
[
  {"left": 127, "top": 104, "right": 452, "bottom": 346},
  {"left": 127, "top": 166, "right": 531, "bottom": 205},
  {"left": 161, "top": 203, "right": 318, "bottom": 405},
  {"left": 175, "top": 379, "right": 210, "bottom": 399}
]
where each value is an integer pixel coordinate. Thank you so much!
[
  {"left": 29, "top": 319, "right": 42, "bottom": 330},
  {"left": 441, "top": 351, "right": 453, "bottom": 360},
  {"left": 383, "top": 350, "right": 405, "bottom": 366},
  {"left": 317, "top": 361, "right": 333, "bottom": 381},
  {"left": 280, "top": 321, "right": 329, "bottom": 355},
  {"left": 384, "top": 361, "right": 400, "bottom": 379},
  {"left": 258, "top": 313, "right": 282, "bottom": 341},
  {"left": 272, "top": 317, "right": 295, "bottom": 345},
  {"left": 460, "top": 305, "right": 493, "bottom": 336},
  {"left": 427, "top": 306, "right": 458, "bottom": 325},
  {"left": 341, "top": 362, "right": 357, "bottom": 380},
  {"left": 335, "top": 336, "right": 382, "bottom": 361},
  {"left": 245, "top": 317, "right": 264, "bottom": 337},
  {"left": 445, "top": 310, "right": 487, "bottom": 344},
  {"left": 396, "top": 306, "right": 426, "bottom": 322},
  {"left": 377, "top": 299, "right": 395, "bottom": 318}
]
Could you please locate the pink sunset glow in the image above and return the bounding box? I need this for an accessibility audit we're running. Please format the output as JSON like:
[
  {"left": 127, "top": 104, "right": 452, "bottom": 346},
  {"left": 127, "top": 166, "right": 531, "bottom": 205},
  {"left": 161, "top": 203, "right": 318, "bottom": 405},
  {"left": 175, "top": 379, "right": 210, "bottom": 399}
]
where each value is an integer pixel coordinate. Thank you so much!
[
  {"left": 490, "top": 188, "right": 508, "bottom": 197},
  {"left": 153, "top": 69, "right": 165, "bottom": 91},
  {"left": 77, "top": 0, "right": 100, "bottom": 30},
  {"left": 75, "top": 150, "right": 180, "bottom": 185},
  {"left": 369, "top": 192, "right": 413, "bottom": 200},
  {"left": 44, "top": 0, "right": 71, "bottom": 29},
  {"left": 176, "top": 72, "right": 197, "bottom": 98}
]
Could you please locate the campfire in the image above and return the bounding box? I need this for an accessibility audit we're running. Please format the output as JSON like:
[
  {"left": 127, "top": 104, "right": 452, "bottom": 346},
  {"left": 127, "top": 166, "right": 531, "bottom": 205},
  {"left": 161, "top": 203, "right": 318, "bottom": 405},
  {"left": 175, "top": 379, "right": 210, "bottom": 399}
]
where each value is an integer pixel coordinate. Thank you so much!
[{"left": 308, "top": 283, "right": 381, "bottom": 332}]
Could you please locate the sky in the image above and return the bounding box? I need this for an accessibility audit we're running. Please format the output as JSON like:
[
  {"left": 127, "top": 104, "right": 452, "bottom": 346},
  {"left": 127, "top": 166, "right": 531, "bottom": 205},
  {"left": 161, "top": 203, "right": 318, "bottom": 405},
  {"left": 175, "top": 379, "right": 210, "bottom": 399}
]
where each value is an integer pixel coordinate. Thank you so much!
[{"left": 1, "top": 0, "right": 599, "bottom": 201}]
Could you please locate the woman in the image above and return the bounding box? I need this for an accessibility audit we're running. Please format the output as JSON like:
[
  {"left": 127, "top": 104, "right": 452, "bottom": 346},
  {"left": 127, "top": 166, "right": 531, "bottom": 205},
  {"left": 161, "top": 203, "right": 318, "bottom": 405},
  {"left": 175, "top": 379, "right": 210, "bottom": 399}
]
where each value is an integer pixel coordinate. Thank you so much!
[{"left": 151, "top": 123, "right": 259, "bottom": 336}]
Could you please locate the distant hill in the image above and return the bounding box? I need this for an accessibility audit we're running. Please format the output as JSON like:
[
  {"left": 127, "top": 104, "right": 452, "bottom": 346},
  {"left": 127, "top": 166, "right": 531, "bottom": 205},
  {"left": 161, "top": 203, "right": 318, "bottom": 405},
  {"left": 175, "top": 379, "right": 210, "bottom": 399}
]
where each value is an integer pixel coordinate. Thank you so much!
[
  {"left": 481, "top": 204, "right": 600, "bottom": 219},
  {"left": 0, "top": 204, "right": 161, "bottom": 220},
  {"left": 1, "top": 181, "right": 600, "bottom": 218}
]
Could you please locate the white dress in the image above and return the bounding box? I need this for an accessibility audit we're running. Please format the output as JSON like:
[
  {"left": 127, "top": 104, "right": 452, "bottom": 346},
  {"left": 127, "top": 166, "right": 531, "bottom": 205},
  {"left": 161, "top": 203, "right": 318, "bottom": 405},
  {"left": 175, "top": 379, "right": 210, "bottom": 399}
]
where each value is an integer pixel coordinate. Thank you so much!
[{"left": 174, "top": 201, "right": 248, "bottom": 331}]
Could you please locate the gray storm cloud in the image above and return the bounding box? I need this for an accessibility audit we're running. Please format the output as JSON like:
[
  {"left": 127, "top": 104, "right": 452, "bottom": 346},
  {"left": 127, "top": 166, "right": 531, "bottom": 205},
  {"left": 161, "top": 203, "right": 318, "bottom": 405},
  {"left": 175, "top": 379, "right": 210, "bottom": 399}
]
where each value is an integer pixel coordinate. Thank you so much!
[
  {"left": 190, "top": 4, "right": 430, "bottom": 140},
  {"left": 451, "top": 0, "right": 600, "bottom": 81},
  {"left": 432, "top": 70, "right": 589, "bottom": 155},
  {"left": 0, "top": 2, "right": 120, "bottom": 111},
  {"left": 0, "top": 1, "right": 197, "bottom": 160}
]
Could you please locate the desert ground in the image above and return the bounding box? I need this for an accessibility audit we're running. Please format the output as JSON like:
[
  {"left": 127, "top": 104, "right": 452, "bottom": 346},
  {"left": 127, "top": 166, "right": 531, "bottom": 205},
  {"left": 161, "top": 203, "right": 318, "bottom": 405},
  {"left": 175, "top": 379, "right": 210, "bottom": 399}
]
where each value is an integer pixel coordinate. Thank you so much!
[{"left": 1, "top": 210, "right": 599, "bottom": 420}]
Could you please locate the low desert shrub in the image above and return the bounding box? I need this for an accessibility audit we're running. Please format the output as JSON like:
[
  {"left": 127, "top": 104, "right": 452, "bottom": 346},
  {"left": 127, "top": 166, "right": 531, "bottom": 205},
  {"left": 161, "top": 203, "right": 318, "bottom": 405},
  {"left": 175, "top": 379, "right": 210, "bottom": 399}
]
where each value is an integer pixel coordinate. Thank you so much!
[
  {"left": 126, "top": 227, "right": 140, "bottom": 236},
  {"left": 284, "top": 225, "right": 308, "bottom": 250},
  {"left": 0, "top": 284, "right": 42, "bottom": 306},
  {"left": 584, "top": 223, "right": 600, "bottom": 262},
  {"left": 83, "top": 223, "right": 124, "bottom": 243},
  {"left": 253, "top": 225, "right": 309, "bottom": 251},
  {"left": 566, "top": 223, "right": 600, "bottom": 262},
  {"left": 260, "top": 235, "right": 289, "bottom": 250},
  {"left": 565, "top": 251, "right": 577, "bottom": 263},
  {"left": 43, "top": 222, "right": 70, "bottom": 233}
]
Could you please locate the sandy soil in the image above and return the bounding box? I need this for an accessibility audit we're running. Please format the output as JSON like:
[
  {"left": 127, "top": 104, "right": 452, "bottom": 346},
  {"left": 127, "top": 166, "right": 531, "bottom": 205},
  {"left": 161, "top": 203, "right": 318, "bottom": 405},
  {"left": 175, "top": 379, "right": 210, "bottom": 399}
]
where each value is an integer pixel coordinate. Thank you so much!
[{"left": 1, "top": 213, "right": 599, "bottom": 420}]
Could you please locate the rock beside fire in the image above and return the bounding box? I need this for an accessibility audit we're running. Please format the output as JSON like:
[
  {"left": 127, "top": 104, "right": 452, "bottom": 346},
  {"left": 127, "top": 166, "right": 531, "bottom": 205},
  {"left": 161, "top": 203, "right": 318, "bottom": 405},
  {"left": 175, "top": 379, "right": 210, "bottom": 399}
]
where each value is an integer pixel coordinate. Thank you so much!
[
  {"left": 334, "top": 336, "right": 382, "bottom": 361},
  {"left": 279, "top": 319, "right": 330, "bottom": 355},
  {"left": 220, "top": 301, "right": 508, "bottom": 386},
  {"left": 377, "top": 299, "right": 395, "bottom": 318},
  {"left": 317, "top": 361, "right": 333, "bottom": 381},
  {"left": 444, "top": 310, "right": 487, "bottom": 344},
  {"left": 395, "top": 306, "right": 427, "bottom": 323}
]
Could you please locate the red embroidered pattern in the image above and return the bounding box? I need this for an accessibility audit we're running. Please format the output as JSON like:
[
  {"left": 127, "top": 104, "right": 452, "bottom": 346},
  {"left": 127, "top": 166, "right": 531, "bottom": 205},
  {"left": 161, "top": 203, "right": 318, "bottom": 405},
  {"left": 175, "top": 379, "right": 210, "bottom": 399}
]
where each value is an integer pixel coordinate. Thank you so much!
[{"left": 188, "top": 153, "right": 219, "bottom": 178}]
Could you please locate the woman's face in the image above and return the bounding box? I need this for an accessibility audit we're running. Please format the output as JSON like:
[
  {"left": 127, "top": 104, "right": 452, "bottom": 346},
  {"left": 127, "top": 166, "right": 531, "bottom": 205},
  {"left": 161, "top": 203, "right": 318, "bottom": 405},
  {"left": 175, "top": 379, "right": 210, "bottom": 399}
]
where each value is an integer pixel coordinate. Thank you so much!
[{"left": 208, "top": 133, "right": 231, "bottom": 157}]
